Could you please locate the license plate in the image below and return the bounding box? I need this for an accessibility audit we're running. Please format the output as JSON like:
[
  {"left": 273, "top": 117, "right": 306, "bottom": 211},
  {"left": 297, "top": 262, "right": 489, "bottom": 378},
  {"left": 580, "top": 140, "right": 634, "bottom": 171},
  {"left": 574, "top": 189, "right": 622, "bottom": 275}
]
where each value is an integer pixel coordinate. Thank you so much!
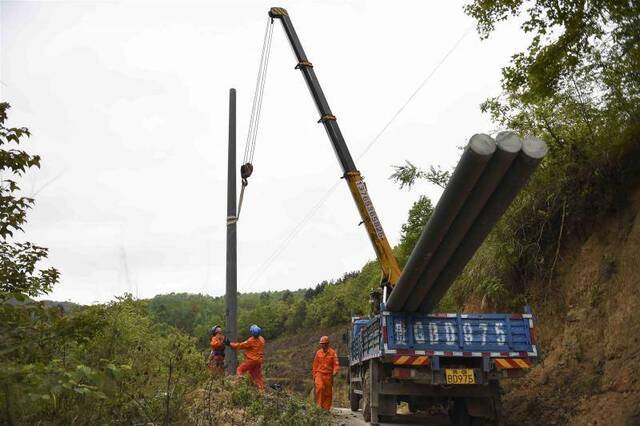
[{"left": 445, "top": 368, "right": 476, "bottom": 384}]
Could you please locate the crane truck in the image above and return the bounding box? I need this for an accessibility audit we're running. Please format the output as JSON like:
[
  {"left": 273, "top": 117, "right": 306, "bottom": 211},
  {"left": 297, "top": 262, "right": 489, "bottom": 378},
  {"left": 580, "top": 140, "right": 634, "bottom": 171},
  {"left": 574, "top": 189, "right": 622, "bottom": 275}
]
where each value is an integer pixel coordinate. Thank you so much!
[{"left": 266, "top": 7, "right": 542, "bottom": 425}]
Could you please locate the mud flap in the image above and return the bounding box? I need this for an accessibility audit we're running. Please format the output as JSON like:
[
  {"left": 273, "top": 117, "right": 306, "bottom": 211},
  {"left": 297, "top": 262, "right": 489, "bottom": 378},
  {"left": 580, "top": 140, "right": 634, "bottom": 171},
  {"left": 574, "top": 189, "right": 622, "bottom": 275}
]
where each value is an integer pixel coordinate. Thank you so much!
[
  {"left": 378, "top": 394, "right": 397, "bottom": 417},
  {"left": 350, "top": 389, "right": 360, "bottom": 412}
]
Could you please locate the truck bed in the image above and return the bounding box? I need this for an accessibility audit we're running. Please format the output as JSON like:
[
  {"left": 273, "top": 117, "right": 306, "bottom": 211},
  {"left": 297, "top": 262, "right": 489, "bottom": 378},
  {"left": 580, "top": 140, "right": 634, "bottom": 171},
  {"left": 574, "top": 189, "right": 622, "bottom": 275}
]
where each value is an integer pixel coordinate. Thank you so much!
[{"left": 351, "top": 310, "right": 537, "bottom": 366}]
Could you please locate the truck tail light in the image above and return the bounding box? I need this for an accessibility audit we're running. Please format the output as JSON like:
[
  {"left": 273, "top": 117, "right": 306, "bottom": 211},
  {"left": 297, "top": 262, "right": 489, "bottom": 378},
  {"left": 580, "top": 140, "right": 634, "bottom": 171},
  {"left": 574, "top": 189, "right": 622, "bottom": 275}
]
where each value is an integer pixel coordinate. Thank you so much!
[
  {"left": 382, "top": 325, "right": 388, "bottom": 343},
  {"left": 391, "top": 367, "right": 416, "bottom": 379}
]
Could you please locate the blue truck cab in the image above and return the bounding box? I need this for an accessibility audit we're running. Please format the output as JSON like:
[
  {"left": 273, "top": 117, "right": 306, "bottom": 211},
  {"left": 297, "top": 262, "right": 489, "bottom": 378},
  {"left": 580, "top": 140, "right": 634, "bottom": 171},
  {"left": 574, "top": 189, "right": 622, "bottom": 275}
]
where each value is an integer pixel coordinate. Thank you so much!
[{"left": 347, "top": 308, "right": 538, "bottom": 424}]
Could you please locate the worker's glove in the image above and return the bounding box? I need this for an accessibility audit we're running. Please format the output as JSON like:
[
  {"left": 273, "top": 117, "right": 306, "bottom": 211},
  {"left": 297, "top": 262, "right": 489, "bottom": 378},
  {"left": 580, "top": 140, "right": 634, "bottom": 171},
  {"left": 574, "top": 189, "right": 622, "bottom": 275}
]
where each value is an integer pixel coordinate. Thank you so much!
[{"left": 223, "top": 337, "right": 231, "bottom": 346}]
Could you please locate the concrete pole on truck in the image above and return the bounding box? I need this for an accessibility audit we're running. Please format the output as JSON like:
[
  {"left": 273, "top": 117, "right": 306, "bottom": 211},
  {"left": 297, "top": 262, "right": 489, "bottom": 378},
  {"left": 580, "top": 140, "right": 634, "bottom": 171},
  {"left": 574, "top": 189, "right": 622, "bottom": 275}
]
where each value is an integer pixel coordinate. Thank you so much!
[{"left": 225, "top": 88, "right": 238, "bottom": 375}]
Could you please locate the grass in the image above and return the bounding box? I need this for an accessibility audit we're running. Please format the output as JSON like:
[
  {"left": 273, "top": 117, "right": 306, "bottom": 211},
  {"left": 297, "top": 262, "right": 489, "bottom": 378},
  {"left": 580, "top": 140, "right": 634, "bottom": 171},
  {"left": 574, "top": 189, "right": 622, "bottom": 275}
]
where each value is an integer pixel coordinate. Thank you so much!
[{"left": 185, "top": 375, "right": 331, "bottom": 426}]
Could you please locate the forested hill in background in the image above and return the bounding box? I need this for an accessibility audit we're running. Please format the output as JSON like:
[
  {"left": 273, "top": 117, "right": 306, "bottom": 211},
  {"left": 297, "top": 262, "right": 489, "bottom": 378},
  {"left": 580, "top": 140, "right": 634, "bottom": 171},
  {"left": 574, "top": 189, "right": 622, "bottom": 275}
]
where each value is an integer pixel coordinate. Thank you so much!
[
  {"left": 32, "top": 193, "right": 433, "bottom": 347},
  {"left": 146, "top": 196, "right": 435, "bottom": 345}
]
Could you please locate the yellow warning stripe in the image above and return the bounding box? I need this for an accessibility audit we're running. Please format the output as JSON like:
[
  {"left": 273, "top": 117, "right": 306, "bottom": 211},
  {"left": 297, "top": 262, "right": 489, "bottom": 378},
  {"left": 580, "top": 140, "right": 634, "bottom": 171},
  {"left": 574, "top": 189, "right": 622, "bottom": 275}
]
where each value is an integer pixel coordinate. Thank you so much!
[
  {"left": 412, "top": 356, "right": 428, "bottom": 365},
  {"left": 495, "top": 358, "right": 513, "bottom": 369},
  {"left": 393, "top": 355, "right": 430, "bottom": 366},
  {"left": 495, "top": 358, "right": 531, "bottom": 369},
  {"left": 394, "top": 356, "right": 410, "bottom": 365}
]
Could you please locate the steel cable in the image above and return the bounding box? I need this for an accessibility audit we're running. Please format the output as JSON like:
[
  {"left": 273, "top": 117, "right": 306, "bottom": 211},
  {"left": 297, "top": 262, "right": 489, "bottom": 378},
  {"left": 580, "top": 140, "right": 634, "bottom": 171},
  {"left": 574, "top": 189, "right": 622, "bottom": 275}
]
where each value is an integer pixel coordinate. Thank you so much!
[
  {"left": 248, "top": 20, "right": 273, "bottom": 163},
  {"left": 236, "top": 18, "right": 274, "bottom": 222},
  {"left": 244, "top": 18, "right": 274, "bottom": 166},
  {"left": 242, "top": 28, "right": 472, "bottom": 291}
]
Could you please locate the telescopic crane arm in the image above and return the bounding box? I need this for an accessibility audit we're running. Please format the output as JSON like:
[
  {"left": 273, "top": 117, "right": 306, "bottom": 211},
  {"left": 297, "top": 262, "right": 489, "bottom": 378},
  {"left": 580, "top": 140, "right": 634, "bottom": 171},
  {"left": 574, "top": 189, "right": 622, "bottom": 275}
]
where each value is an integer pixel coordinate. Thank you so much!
[{"left": 268, "top": 7, "right": 401, "bottom": 289}]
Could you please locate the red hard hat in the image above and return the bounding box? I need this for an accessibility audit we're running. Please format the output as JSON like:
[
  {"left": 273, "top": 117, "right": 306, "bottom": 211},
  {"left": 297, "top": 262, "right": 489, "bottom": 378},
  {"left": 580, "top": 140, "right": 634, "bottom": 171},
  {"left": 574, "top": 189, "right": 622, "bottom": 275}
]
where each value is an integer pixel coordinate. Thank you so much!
[{"left": 319, "top": 336, "right": 330, "bottom": 344}]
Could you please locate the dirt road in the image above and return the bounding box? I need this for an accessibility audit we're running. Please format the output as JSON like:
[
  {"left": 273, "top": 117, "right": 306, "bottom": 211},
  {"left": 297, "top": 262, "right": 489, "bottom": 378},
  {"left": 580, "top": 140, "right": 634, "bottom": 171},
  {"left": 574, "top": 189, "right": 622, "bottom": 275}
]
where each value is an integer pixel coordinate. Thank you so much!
[{"left": 331, "top": 407, "right": 450, "bottom": 425}]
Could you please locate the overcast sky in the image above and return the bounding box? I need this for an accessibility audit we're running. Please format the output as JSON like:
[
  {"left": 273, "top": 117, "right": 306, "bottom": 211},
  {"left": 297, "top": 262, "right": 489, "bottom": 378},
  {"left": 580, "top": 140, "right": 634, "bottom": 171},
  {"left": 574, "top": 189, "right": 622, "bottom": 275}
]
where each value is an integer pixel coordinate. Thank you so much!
[{"left": 1, "top": 0, "right": 528, "bottom": 304}]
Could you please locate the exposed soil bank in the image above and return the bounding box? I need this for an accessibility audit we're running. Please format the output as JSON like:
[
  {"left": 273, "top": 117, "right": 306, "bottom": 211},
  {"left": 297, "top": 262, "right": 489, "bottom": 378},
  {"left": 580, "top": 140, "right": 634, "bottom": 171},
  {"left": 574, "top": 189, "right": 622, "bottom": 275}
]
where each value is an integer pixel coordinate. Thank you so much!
[{"left": 502, "top": 184, "right": 640, "bottom": 425}]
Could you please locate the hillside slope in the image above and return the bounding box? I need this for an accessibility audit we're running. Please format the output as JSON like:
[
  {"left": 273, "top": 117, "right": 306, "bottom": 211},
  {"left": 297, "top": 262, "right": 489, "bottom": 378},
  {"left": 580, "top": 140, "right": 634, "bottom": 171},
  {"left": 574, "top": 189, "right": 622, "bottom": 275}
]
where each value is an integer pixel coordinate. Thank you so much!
[
  {"left": 266, "top": 184, "right": 640, "bottom": 424},
  {"left": 264, "top": 326, "right": 349, "bottom": 406},
  {"left": 502, "top": 183, "right": 640, "bottom": 425}
]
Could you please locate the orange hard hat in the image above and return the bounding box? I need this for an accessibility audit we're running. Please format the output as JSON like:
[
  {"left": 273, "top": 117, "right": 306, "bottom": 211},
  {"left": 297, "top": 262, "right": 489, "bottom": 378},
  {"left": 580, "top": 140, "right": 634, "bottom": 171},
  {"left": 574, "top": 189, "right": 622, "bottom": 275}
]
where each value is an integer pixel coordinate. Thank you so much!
[{"left": 319, "top": 336, "right": 330, "bottom": 344}]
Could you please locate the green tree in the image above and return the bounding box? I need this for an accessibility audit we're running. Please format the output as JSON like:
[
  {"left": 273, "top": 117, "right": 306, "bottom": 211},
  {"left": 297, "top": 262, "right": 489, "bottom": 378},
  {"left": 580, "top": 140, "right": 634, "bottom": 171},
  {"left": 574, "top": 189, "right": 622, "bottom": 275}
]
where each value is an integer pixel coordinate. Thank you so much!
[
  {"left": 0, "top": 105, "right": 204, "bottom": 423},
  {"left": 0, "top": 103, "right": 59, "bottom": 300},
  {"left": 390, "top": 161, "right": 450, "bottom": 190},
  {"left": 396, "top": 195, "right": 434, "bottom": 266},
  {"left": 461, "top": 0, "right": 640, "bottom": 283},
  {"left": 284, "top": 300, "right": 307, "bottom": 333},
  {"left": 465, "top": 0, "right": 640, "bottom": 109},
  {"left": 2, "top": 295, "right": 205, "bottom": 424},
  {"left": 396, "top": 1, "right": 640, "bottom": 312}
]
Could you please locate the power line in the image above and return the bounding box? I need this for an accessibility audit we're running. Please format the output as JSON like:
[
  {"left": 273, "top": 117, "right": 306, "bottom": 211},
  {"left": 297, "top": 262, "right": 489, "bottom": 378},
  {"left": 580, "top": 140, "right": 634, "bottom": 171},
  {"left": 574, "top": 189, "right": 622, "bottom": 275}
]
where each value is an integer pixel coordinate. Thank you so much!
[
  {"left": 243, "top": 180, "right": 341, "bottom": 287},
  {"left": 356, "top": 28, "right": 472, "bottom": 161},
  {"left": 242, "top": 28, "right": 472, "bottom": 291}
]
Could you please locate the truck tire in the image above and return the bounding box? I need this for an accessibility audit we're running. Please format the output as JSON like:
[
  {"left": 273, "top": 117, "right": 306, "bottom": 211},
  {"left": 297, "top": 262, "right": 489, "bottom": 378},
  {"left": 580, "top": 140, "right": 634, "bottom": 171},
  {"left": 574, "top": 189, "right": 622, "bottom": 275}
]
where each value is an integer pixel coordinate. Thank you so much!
[{"left": 349, "top": 389, "right": 360, "bottom": 412}]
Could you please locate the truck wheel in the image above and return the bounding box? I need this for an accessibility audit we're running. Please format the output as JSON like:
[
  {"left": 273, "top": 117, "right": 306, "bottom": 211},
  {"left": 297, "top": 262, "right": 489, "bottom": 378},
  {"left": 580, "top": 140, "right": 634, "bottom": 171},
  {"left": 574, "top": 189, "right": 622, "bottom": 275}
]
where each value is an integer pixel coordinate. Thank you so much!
[{"left": 349, "top": 390, "right": 360, "bottom": 412}]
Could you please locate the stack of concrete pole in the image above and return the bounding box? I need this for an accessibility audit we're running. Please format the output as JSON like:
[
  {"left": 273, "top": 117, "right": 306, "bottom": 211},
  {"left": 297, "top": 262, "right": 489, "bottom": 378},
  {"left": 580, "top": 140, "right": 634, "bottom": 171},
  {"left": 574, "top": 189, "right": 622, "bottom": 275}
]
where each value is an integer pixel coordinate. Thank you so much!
[{"left": 385, "top": 132, "right": 547, "bottom": 313}]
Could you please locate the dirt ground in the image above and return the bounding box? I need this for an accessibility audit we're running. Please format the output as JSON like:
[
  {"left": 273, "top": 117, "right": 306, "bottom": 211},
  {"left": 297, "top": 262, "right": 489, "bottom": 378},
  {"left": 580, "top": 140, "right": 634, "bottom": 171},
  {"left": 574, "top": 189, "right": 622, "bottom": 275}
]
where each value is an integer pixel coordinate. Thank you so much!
[
  {"left": 500, "top": 184, "right": 640, "bottom": 425},
  {"left": 263, "top": 325, "right": 350, "bottom": 406},
  {"left": 330, "top": 407, "right": 449, "bottom": 425}
]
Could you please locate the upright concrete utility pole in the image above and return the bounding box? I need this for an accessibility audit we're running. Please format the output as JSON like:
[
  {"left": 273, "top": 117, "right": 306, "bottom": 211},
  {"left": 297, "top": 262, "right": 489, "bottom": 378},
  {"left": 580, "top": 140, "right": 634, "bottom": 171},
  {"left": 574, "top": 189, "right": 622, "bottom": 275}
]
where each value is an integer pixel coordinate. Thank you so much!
[{"left": 225, "top": 88, "right": 238, "bottom": 374}]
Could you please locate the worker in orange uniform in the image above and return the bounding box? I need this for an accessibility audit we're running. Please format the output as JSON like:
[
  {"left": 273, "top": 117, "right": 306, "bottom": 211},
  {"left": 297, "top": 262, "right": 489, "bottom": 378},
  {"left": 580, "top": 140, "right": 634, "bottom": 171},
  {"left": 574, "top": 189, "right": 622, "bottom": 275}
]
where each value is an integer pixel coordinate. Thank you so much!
[
  {"left": 312, "top": 335, "right": 340, "bottom": 410},
  {"left": 207, "top": 325, "right": 226, "bottom": 374},
  {"left": 225, "top": 324, "right": 265, "bottom": 391}
]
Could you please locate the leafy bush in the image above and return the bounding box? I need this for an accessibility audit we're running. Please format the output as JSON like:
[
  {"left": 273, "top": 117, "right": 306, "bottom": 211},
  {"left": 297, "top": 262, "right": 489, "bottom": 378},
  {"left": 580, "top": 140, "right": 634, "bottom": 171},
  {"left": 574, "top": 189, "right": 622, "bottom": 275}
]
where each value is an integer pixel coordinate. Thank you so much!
[
  {"left": 187, "top": 376, "right": 330, "bottom": 426},
  {"left": 1, "top": 295, "right": 207, "bottom": 423}
]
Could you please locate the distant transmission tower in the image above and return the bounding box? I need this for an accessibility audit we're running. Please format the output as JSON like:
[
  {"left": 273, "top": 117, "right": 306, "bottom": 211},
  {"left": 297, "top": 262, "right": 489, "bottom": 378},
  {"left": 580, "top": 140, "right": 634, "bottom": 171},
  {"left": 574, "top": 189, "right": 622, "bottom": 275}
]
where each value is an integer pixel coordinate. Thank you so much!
[{"left": 120, "top": 245, "right": 138, "bottom": 299}]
